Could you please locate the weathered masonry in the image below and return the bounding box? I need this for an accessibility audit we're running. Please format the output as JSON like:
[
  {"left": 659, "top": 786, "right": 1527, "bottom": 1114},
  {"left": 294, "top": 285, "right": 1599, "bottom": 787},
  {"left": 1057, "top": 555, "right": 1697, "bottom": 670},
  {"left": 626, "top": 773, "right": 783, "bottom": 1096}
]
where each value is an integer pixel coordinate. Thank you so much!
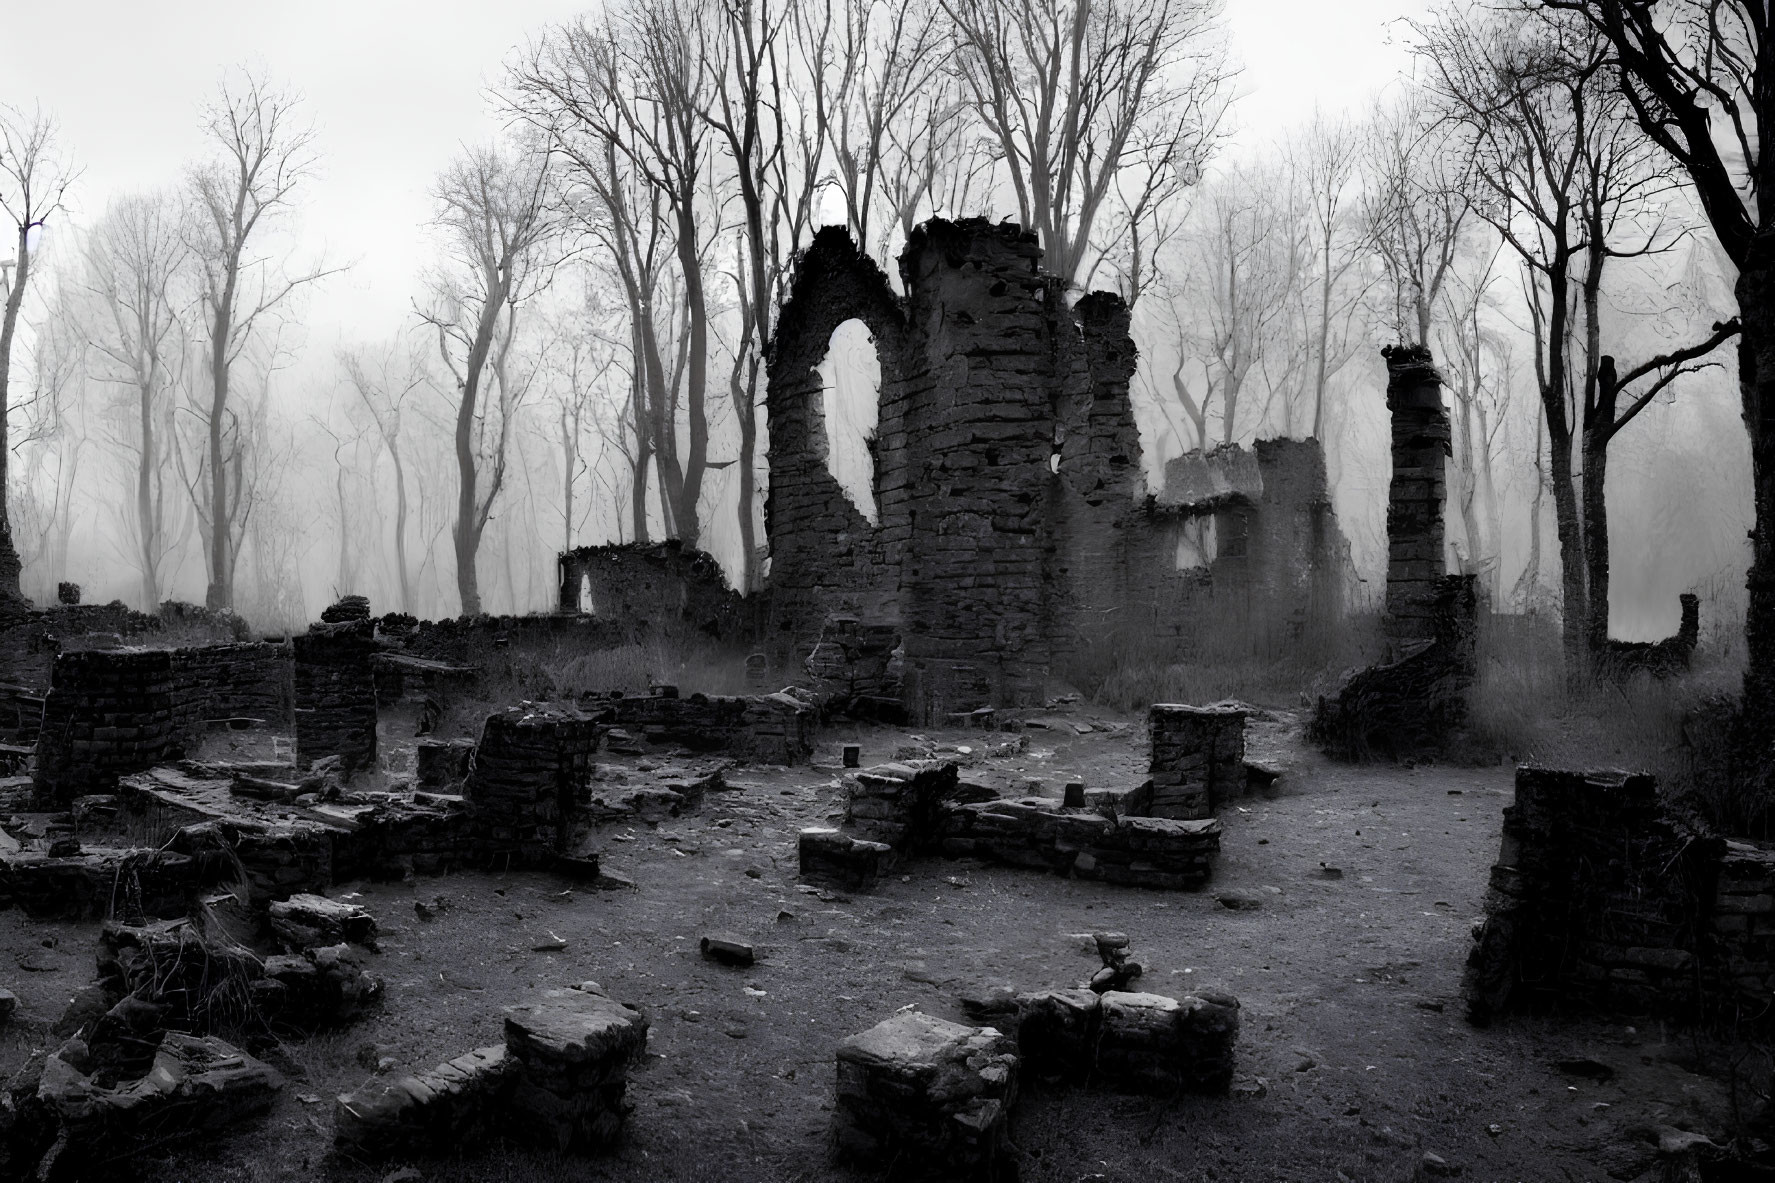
[{"left": 761, "top": 218, "right": 1348, "bottom": 723}]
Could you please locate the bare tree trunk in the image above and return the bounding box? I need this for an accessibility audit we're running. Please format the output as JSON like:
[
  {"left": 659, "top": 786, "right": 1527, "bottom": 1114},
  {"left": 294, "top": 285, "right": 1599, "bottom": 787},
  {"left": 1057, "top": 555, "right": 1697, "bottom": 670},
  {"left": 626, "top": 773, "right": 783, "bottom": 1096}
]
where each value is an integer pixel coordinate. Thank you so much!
[
  {"left": 139, "top": 368, "right": 159, "bottom": 607},
  {"left": 1738, "top": 252, "right": 1775, "bottom": 740},
  {"left": 390, "top": 443, "right": 412, "bottom": 614},
  {"left": 0, "top": 221, "right": 31, "bottom": 611},
  {"left": 205, "top": 295, "right": 233, "bottom": 610}
]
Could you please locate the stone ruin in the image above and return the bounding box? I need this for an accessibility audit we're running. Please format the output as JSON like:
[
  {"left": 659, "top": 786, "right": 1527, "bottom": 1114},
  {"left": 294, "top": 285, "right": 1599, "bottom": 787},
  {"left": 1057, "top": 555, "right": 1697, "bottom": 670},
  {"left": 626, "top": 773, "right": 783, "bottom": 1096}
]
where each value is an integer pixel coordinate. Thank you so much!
[
  {"left": 799, "top": 702, "right": 1254, "bottom": 894},
  {"left": 335, "top": 982, "right": 650, "bottom": 1159},
  {"left": 1463, "top": 766, "right": 1775, "bottom": 1027},
  {"left": 1149, "top": 437, "right": 1354, "bottom": 642},
  {"left": 833, "top": 974, "right": 1241, "bottom": 1176},
  {"left": 1312, "top": 344, "right": 1478, "bottom": 761},
  {"left": 548, "top": 219, "right": 1351, "bottom": 726},
  {"left": 556, "top": 538, "right": 752, "bottom": 642}
]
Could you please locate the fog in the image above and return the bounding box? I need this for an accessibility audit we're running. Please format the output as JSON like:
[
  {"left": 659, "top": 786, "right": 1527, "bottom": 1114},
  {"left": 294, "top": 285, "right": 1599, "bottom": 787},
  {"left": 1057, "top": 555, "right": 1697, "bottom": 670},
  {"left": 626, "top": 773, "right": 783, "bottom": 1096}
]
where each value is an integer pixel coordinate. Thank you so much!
[{"left": 0, "top": 0, "right": 1749, "bottom": 643}]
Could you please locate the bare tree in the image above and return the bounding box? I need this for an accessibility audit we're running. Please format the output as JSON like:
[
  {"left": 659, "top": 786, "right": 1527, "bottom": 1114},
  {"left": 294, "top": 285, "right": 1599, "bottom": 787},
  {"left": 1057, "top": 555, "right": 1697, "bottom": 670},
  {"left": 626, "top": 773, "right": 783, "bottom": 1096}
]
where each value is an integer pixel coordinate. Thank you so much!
[
  {"left": 1165, "top": 164, "right": 1303, "bottom": 450},
  {"left": 340, "top": 339, "right": 428, "bottom": 614},
  {"left": 185, "top": 70, "right": 334, "bottom": 611},
  {"left": 0, "top": 103, "right": 76, "bottom": 612},
  {"left": 418, "top": 142, "right": 559, "bottom": 617},
  {"left": 940, "top": 0, "right": 1232, "bottom": 290},
  {"left": 1289, "top": 113, "right": 1371, "bottom": 440},
  {"left": 84, "top": 192, "right": 192, "bottom": 608},
  {"left": 1420, "top": 8, "right": 1732, "bottom": 681},
  {"left": 511, "top": 7, "right": 716, "bottom": 552},
  {"left": 1434, "top": 236, "right": 1510, "bottom": 595},
  {"left": 1361, "top": 90, "right": 1475, "bottom": 347},
  {"left": 12, "top": 281, "right": 87, "bottom": 599}
]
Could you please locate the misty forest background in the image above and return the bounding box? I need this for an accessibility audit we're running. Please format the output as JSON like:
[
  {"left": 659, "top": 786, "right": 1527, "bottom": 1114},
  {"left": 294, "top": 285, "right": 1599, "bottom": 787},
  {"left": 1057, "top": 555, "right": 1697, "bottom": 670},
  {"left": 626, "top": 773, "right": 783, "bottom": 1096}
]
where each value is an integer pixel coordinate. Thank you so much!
[{"left": 0, "top": 0, "right": 1748, "bottom": 659}]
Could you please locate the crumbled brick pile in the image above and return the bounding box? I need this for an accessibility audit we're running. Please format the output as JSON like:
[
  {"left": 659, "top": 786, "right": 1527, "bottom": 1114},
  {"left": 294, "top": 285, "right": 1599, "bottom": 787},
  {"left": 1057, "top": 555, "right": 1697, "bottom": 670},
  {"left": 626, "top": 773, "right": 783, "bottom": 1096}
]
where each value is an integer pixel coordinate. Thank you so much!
[
  {"left": 463, "top": 705, "right": 603, "bottom": 866},
  {"left": 1148, "top": 703, "right": 1247, "bottom": 820},
  {"left": 293, "top": 621, "right": 379, "bottom": 775},
  {"left": 8, "top": 1030, "right": 282, "bottom": 1179},
  {"left": 833, "top": 1010, "right": 1019, "bottom": 1175},
  {"left": 98, "top": 915, "right": 383, "bottom": 1034}
]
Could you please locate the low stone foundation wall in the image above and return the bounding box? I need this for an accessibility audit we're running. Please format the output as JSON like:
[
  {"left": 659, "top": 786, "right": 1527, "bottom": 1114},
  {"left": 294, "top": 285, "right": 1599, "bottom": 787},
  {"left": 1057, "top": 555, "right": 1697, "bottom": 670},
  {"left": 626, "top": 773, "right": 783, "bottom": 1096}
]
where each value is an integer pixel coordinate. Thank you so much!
[
  {"left": 799, "top": 759, "right": 1223, "bottom": 892},
  {"left": 579, "top": 688, "right": 815, "bottom": 765},
  {"left": 1459, "top": 766, "right": 1775, "bottom": 1025},
  {"left": 941, "top": 799, "right": 1222, "bottom": 890},
  {"left": 335, "top": 983, "right": 649, "bottom": 1159}
]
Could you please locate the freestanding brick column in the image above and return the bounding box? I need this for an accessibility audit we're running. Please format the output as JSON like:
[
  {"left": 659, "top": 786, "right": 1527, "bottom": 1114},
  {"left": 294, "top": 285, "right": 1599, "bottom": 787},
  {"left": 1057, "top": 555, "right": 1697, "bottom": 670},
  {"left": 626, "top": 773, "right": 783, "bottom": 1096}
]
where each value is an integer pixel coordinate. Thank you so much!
[
  {"left": 292, "top": 620, "right": 379, "bottom": 775},
  {"left": 1381, "top": 344, "right": 1450, "bottom": 646},
  {"left": 463, "top": 705, "right": 603, "bottom": 865},
  {"left": 1147, "top": 704, "right": 1246, "bottom": 820}
]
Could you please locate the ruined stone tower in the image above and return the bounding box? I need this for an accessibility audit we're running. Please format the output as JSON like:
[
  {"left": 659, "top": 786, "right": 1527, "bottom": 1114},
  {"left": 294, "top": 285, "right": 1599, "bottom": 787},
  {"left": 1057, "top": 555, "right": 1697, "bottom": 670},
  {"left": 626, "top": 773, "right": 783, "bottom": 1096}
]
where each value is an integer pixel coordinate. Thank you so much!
[
  {"left": 763, "top": 219, "right": 1148, "bottom": 723},
  {"left": 1381, "top": 344, "right": 1450, "bottom": 645}
]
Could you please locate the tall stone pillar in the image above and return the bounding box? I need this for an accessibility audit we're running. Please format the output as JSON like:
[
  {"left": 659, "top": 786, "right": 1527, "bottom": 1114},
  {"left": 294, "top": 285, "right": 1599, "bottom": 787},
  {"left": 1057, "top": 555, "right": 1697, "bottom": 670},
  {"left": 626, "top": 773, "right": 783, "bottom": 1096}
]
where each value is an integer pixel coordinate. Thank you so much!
[{"left": 1382, "top": 344, "right": 1450, "bottom": 645}]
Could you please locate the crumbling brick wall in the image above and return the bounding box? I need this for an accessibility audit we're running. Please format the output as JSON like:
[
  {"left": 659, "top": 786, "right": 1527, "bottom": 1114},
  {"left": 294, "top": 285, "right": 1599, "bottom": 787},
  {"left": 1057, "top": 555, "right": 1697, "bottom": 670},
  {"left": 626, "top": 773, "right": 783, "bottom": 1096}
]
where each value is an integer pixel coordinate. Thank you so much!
[
  {"left": 1128, "top": 438, "right": 1349, "bottom": 643},
  {"left": 763, "top": 220, "right": 1355, "bottom": 721},
  {"left": 174, "top": 642, "right": 291, "bottom": 727},
  {"left": 766, "top": 221, "right": 1176, "bottom": 722},
  {"left": 1460, "top": 766, "right": 1763, "bottom": 1025},
  {"left": 557, "top": 539, "right": 753, "bottom": 643},
  {"left": 293, "top": 622, "right": 379, "bottom": 775},
  {"left": 31, "top": 641, "right": 292, "bottom": 804},
  {"left": 34, "top": 649, "right": 186, "bottom": 805},
  {"left": 763, "top": 228, "right": 904, "bottom": 671}
]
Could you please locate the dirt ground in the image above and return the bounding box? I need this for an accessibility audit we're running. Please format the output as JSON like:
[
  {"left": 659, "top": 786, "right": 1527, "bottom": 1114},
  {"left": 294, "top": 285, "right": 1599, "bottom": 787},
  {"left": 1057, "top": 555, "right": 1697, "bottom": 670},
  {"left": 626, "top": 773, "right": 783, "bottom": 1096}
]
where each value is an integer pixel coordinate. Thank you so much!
[{"left": 0, "top": 705, "right": 1751, "bottom": 1183}]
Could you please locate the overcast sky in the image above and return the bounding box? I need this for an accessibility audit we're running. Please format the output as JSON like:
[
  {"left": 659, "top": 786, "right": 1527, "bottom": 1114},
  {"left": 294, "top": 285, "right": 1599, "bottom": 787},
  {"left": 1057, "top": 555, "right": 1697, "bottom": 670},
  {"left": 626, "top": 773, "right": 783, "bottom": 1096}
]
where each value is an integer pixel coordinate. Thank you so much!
[{"left": 9, "top": 0, "right": 1428, "bottom": 353}]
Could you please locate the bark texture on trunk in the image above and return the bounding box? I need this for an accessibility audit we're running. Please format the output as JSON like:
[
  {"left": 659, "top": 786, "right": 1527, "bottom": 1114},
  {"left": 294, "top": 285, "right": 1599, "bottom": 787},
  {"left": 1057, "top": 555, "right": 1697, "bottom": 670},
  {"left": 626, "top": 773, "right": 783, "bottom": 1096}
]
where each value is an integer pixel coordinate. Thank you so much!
[{"left": 1738, "top": 248, "right": 1775, "bottom": 751}]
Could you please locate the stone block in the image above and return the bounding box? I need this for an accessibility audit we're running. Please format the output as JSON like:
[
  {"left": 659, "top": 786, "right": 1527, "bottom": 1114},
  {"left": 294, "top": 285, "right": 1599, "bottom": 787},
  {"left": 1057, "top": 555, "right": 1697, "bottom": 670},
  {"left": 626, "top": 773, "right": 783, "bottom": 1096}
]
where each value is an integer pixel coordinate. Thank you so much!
[
  {"left": 832, "top": 1010, "right": 1019, "bottom": 1174},
  {"left": 502, "top": 986, "right": 649, "bottom": 1152}
]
